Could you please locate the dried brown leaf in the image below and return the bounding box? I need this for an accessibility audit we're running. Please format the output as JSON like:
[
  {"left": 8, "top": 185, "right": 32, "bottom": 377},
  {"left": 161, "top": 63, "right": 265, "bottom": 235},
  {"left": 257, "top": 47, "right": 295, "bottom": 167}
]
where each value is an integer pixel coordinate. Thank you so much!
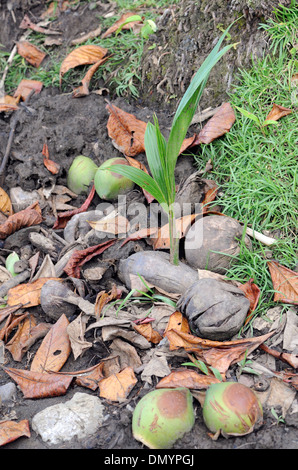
[
  {"left": 165, "top": 329, "right": 275, "bottom": 376},
  {"left": 0, "top": 187, "right": 13, "bottom": 216},
  {"left": 0, "top": 201, "right": 42, "bottom": 240},
  {"left": 106, "top": 103, "right": 147, "bottom": 156},
  {"left": 156, "top": 369, "right": 221, "bottom": 390},
  {"left": 59, "top": 45, "right": 108, "bottom": 85},
  {"left": 7, "top": 277, "right": 60, "bottom": 308},
  {"left": 72, "top": 56, "right": 110, "bottom": 97},
  {"left": 98, "top": 366, "right": 137, "bottom": 401},
  {"left": 3, "top": 366, "right": 73, "bottom": 398},
  {"left": 16, "top": 41, "right": 46, "bottom": 67},
  {"left": 30, "top": 314, "right": 71, "bottom": 373},
  {"left": 53, "top": 184, "right": 95, "bottom": 229},
  {"left": 267, "top": 260, "right": 298, "bottom": 305},
  {"left": 14, "top": 79, "right": 43, "bottom": 101},
  {"left": 0, "top": 420, "right": 30, "bottom": 446},
  {"left": 101, "top": 12, "right": 142, "bottom": 39},
  {"left": 195, "top": 102, "right": 236, "bottom": 145},
  {"left": 133, "top": 322, "right": 163, "bottom": 344},
  {"left": 63, "top": 238, "right": 117, "bottom": 278},
  {"left": 264, "top": 103, "right": 292, "bottom": 123}
]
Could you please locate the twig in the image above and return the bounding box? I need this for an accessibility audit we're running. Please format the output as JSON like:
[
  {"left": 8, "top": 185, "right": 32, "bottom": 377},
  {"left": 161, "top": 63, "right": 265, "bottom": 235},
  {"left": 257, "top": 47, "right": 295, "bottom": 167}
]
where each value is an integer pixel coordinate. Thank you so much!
[
  {"left": 0, "top": 89, "right": 35, "bottom": 186},
  {"left": 245, "top": 227, "right": 277, "bottom": 246}
]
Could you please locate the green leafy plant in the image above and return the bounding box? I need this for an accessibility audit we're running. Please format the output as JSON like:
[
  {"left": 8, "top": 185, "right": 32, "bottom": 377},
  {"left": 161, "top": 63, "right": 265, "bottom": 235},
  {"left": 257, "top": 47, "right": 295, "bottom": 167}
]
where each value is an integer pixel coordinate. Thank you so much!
[
  {"left": 107, "top": 25, "right": 235, "bottom": 264},
  {"left": 236, "top": 349, "right": 259, "bottom": 378},
  {"left": 182, "top": 355, "right": 223, "bottom": 381}
]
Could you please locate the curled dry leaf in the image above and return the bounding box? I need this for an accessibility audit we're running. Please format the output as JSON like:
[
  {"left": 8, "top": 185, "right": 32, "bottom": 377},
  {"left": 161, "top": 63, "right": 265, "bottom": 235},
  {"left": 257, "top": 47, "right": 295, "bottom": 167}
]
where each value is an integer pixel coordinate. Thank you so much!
[
  {"left": 0, "top": 201, "right": 42, "bottom": 240},
  {"left": 30, "top": 314, "right": 71, "bottom": 373},
  {"left": 75, "top": 362, "right": 105, "bottom": 390},
  {"left": 14, "top": 79, "right": 43, "bottom": 101},
  {"left": 0, "top": 187, "right": 13, "bottom": 216},
  {"left": 5, "top": 315, "right": 51, "bottom": 362},
  {"left": 98, "top": 366, "right": 137, "bottom": 402},
  {"left": 19, "top": 13, "right": 61, "bottom": 35},
  {"left": 101, "top": 12, "right": 142, "bottom": 39},
  {"left": 0, "top": 95, "right": 19, "bottom": 113},
  {"left": 239, "top": 278, "right": 261, "bottom": 325},
  {"left": 4, "top": 366, "right": 73, "bottom": 398},
  {"left": 7, "top": 277, "right": 60, "bottom": 308},
  {"left": 94, "top": 284, "right": 121, "bottom": 318},
  {"left": 267, "top": 260, "right": 298, "bottom": 305},
  {"left": 42, "top": 143, "right": 60, "bottom": 175},
  {"left": 59, "top": 45, "right": 108, "bottom": 85},
  {"left": 88, "top": 213, "right": 130, "bottom": 235},
  {"left": 195, "top": 102, "right": 236, "bottom": 145},
  {"left": 72, "top": 56, "right": 110, "bottom": 98},
  {"left": 16, "top": 41, "right": 46, "bottom": 67},
  {"left": 156, "top": 369, "right": 221, "bottom": 390},
  {"left": 0, "top": 420, "right": 30, "bottom": 447},
  {"left": 63, "top": 238, "right": 117, "bottom": 278},
  {"left": 133, "top": 322, "right": 163, "bottom": 344},
  {"left": 0, "top": 312, "right": 29, "bottom": 343},
  {"left": 106, "top": 102, "right": 147, "bottom": 156},
  {"left": 165, "top": 329, "right": 275, "bottom": 376},
  {"left": 67, "top": 313, "right": 92, "bottom": 360},
  {"left": 264, "top": 103, "right": 292, "bottom": 124},
  {"left": 163, "top": 310, "right": 191, "bottom": 336},
  {"left": 53, "top": 184, "right": 95, "bottom": 229}
]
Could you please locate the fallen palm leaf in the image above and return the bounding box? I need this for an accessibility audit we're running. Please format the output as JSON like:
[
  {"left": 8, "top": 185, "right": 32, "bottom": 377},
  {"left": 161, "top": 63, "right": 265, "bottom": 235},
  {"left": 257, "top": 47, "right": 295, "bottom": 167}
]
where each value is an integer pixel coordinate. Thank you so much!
[
  {"left": 72, "top": 56, "right": 110, "bottom": 97},
  {"left": 101, "top": 12, "right": 142, "bottom": 39},
  {"left": 59, "top": 45, "right": 108, "bottom": 85},
  {"left": 194, "top": 102, "right": 236, "bottom": 144},
  {"left": 106, "top": 102, "right": 147, "bottom": 156},
  {"left": 98, "top": 366, "right": 137, "bottom": 402},
  {"left": 0, "top": 187, "right": 13, "bottom": 216},
  {"left": 156, "top": 369, "right": 221, "bottom": 390},
  {"left": 53, "top": 184, "right": 95, "bottom": 229},
  {"left": 264, "top": 103, "right": 292, "bottom": 126},
  {"left": 16, "top": 41, "right": 46, "bottom": 67},
  {"left": 165, "top": 329, "right": 275, "bottom": 375},
  {"left": 267, "top": 260, "right": 298, "bottom": 305},
  {"left": 30, "top": 314, "right": 71, "bottom": 373},
  {"left": 63, "top": 238, "right": 117, "bottom": 278},
  {"left": 0, "top": 201, "right": 42, "bottom": 240},
  {"left": 7, "top": 277, "right": 60, "bottom": 308},
  {"left": 3, "top": 366, "right": 73, "bottom": 398},
  {"left": 0, "top": 420, "right": 30, "bottom": 447}
]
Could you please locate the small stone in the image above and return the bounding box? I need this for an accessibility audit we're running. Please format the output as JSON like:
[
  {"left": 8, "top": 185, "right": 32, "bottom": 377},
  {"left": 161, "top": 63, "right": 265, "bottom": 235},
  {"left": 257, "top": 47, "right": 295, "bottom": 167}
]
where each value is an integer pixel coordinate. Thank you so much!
[
  {"left": 0, "top": 382, "right": 17, "bottom": 403},
  {"left": 32, "top": 392, "right": 105, "bottom": 445}
]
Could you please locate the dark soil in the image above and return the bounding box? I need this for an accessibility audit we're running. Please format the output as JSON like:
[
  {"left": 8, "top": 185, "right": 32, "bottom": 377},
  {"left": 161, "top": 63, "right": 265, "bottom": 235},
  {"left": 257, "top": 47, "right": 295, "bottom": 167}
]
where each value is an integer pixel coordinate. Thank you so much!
[{"left": 0, "top": 0, "right": 297, "bottom": 451}]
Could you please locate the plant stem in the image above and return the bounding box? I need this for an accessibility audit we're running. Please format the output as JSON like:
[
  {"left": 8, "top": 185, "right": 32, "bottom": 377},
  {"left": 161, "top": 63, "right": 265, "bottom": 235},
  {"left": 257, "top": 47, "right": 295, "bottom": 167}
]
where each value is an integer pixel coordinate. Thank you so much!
[{"left": 168, "top": 204, "right": 179, "bottom": 265}]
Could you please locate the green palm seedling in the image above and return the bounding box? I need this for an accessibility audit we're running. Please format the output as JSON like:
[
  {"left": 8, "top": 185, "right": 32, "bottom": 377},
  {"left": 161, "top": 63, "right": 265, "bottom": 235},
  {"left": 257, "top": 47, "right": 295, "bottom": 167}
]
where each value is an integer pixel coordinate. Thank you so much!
[{"left": 108, "top": 25, "right": 236, "bottom": 265}]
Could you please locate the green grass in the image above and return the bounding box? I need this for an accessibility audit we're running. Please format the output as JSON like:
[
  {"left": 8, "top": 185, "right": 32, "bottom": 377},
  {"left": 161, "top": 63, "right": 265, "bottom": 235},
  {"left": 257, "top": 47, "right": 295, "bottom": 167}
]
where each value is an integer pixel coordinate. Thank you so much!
[{"left": 195, "top": 13, "right": 297, "bottom": 326}]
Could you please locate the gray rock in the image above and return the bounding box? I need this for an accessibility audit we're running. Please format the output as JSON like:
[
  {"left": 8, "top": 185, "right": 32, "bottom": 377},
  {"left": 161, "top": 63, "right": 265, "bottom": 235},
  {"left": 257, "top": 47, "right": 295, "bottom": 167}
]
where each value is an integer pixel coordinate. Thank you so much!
[
  {"left": 32, "top": 392, "right": 105, "bottom": 445},
  {"left": 177, "top": 278, "right": 250, "bottom": 340},
  {"left": 0, "top": 382, "right": 17, "bottom": 403}
]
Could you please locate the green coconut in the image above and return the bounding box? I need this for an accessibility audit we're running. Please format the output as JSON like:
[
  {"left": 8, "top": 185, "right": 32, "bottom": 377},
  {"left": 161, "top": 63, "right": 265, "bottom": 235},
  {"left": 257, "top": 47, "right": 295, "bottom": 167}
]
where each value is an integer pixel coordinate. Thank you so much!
[
  {"left": 67, "top": 155, "right": 98, "bottom": 195},
  {"left": 203, "top": 382, "right": 263, "bottom": 438},
  {"left": 132, "top": 388, "right": 195, "bottom": 449},
  {"left": 94, "top": 157, "right": 135, "bottom": 200}
]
